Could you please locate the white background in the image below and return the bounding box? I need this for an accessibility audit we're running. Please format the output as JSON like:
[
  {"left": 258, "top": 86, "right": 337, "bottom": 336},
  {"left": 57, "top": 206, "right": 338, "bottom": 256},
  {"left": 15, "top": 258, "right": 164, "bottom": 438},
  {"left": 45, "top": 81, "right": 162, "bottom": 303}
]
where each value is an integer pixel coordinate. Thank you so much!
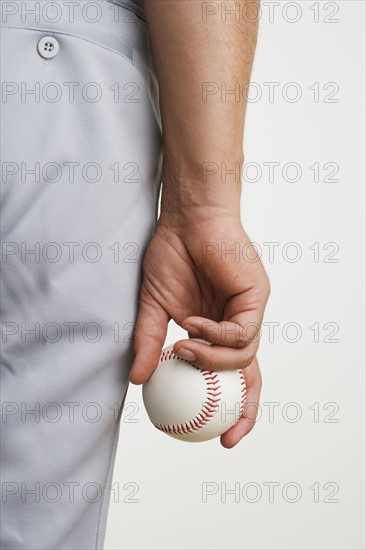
[{"left": 106, "top": 1, "right": 365, "bottom": 548}]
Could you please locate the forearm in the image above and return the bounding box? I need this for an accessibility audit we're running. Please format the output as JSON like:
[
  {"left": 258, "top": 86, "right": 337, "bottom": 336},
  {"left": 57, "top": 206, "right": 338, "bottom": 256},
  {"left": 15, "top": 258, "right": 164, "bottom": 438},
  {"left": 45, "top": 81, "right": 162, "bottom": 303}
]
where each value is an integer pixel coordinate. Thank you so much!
[{"left": 145, "top": 0, "right": 259, "bottom": 217}]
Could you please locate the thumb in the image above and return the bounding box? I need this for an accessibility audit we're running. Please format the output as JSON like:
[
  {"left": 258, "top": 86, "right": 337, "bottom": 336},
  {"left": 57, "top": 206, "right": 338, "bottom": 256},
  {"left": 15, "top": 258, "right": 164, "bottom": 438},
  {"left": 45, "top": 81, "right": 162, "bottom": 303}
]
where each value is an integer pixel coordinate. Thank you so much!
[{"left": 129, "top": 285, "right": 169, "bottom": 385}]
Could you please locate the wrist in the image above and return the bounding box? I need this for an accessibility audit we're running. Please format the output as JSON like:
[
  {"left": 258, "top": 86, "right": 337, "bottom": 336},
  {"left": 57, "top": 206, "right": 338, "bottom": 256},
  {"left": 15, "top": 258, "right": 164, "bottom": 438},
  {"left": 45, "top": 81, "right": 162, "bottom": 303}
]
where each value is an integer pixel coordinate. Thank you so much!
[
  {"left": 160, "top": 158, "right": 243, "bottom": 225},
  {"left": 160, "top": 183, "right": 241, "bottom": 229}
]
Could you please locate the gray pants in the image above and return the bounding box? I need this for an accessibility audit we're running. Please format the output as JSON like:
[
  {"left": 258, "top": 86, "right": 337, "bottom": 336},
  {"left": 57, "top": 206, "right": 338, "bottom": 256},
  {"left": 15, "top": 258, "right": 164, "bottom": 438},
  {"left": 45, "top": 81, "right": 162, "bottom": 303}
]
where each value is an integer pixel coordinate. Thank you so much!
[{"left": 0, "top": 1, "right": 161, "bottom": 547}]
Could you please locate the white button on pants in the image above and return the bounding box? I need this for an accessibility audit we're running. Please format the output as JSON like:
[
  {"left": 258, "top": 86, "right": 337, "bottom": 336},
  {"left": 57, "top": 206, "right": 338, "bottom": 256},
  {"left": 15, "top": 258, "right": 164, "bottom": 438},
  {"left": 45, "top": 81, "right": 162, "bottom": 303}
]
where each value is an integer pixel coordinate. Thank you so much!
[{"left": 37, "top": 36, "right": 59, "bottom": 59}]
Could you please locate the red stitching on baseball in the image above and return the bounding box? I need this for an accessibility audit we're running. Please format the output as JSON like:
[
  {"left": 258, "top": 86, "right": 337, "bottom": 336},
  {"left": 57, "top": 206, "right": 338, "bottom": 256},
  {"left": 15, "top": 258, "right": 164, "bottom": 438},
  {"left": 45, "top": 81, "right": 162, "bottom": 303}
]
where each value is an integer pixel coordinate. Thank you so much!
[
  {"left": 154, "top": 350, "right": 223, "bottom": 436},
  {"left": 238, "top": 369, "right": 247, "bottom": 419}
]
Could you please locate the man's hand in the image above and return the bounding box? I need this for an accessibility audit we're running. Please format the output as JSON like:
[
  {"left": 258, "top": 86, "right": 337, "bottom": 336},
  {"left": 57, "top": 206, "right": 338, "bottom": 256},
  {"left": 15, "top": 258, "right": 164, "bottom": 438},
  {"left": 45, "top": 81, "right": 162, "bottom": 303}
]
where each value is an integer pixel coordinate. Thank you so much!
[
  {"left": 132, "top": 1, "right": 266, "bottom": 447},
  {"left": 129, "top": 210, "right": 270, "bottom": 447}
]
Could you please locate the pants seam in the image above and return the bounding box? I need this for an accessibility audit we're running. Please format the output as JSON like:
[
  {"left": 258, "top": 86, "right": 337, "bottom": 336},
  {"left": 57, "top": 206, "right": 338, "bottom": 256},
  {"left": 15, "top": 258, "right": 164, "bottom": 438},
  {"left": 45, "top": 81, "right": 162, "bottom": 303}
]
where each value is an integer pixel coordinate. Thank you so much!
[{"left": 94, "top": 389, "right": 126, "bottom": 549}]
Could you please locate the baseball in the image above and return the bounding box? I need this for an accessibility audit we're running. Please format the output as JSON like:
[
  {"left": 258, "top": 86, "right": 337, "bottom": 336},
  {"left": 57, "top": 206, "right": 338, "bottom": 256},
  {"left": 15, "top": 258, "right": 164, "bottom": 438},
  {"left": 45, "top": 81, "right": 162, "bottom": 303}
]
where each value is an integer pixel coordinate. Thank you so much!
[{"left": 142, "top": 340, "right": 246, "bottom": 442}]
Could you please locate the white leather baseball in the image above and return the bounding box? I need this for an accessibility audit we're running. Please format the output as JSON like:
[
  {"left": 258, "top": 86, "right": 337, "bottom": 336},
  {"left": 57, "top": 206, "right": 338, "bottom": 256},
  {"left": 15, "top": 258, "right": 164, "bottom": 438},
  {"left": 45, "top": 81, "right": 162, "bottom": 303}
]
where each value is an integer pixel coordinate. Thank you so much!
[{"left": 142, "top": 340, "right": 246, "bottom": 442}]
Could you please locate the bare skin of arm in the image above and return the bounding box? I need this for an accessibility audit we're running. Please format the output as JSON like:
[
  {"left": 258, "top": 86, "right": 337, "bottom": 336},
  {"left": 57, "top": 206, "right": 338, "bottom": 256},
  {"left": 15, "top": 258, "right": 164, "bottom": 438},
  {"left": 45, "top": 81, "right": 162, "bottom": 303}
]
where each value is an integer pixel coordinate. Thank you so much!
[{"left": 129, "top": 0, "right": 270, "bottom": 448}]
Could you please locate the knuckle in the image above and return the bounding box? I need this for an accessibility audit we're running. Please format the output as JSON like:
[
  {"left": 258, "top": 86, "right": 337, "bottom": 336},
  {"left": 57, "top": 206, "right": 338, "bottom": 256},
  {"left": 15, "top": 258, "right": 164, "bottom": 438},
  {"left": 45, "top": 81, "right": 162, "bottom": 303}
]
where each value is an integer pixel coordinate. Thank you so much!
[
  {"left": 244, "top": 402, "right": 260, "bottom": 423},
  {"left": 234, "top": 328, "right": 247, "bottom": 348},
  {"left": 244, "top": 422, "right": 256, "bottom": 435},
  {"left": 190, "top": 348, "right": 210, "bottom": 369},
  {"left": 238, "top": 358, "right": 251, "bottom": 370},
  {"left": 243, "top": 323, "right": 260, "bottom": 344},
  {"left": 201, "top": 351, "right": 219, "bottom": 370},
  {"left": 263, "top": 275, "right": 271, "bottom": 299},
  {"left": 240, "top": 352, "right": 255, "bottom": 369}
]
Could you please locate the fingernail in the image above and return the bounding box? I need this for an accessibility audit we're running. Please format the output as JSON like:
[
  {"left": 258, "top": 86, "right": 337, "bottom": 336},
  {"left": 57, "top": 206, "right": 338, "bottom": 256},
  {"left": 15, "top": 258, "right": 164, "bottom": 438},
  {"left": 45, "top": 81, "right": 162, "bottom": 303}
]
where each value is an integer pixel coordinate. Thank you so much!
[{"left": 176, "top": 348, "right": 197, "bottom": 362}]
